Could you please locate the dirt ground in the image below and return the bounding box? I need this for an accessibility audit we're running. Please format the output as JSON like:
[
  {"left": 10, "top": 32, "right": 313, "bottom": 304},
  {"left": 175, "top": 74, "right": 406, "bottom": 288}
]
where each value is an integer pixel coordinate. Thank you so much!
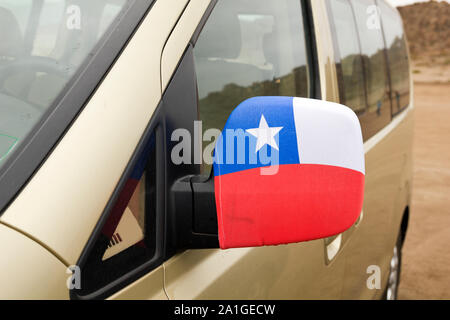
[
  {"left": 398, "top": 82, "right": 450, "bottom": 300},
  {"left": 412, "top": 62, "right": 450, "bottom": 84}
]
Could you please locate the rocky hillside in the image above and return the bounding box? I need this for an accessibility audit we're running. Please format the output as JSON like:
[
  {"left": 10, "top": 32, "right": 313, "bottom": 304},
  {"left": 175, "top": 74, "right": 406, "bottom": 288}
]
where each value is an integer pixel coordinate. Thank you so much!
[
  {"left": 398, "top": 1, "right": 450, "bottom": 82},
  {"left": 398, "top": 1, "right": 450, "bottom": 63}
]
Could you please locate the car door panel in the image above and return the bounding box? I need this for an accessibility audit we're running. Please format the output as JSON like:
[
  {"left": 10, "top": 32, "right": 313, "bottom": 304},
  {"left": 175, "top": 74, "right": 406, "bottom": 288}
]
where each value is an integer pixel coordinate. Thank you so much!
[
  {"left": 108, "top": 265, "right": 167, "bottom": 300},
  {"left": 164, "top": 242, "right": 344, "bottom": 299}
]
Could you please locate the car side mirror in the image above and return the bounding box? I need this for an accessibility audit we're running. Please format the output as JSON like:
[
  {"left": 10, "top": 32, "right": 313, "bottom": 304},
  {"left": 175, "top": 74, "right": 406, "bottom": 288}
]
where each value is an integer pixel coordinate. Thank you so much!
[
  {"left": 213, "top": 96, "right": 364, "bottom": 249},
  {"left": 172, "top": 97, "right": 364, "bottom": 250}
]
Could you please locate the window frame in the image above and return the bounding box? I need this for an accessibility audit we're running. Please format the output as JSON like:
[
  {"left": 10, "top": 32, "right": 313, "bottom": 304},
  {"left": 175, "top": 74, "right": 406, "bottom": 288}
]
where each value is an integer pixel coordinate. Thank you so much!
[
  {"left": 303, "top": 0, "right": 321, "bottom": 100},
  {"left": 71, "top": 117, "right": 166, "bottom": 300}
]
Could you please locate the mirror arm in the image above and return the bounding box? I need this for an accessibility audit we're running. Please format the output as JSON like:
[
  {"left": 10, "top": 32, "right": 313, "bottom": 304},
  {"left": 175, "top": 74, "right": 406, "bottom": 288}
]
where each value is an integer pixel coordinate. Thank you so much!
[{"left": 171, "top": 175, "right": 219, "bottom": 250}]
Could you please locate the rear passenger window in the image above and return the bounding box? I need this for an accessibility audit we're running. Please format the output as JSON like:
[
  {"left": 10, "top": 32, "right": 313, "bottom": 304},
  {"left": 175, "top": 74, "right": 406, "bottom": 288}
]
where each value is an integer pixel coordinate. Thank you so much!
[
  {"left": 378, "top": 0, "right": 411, "bottom": 114},
  {"left": 352, "top": 0, "right": 391, "bottom": 139},
  {"left": 194, "top": 0, "right": 311, "bottom": 173},
  {"left": 328, "top": 0, "right": 366, "bottom": 115},
  {"left": 328, "top": 0, "right": 396, "bottom": 140}
]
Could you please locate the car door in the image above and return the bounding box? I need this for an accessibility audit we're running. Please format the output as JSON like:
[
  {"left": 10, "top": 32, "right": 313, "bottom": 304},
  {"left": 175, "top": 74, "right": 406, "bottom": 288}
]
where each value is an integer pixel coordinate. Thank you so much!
[{"left": 161, "top": 0, "right": 347, "bottom": 300}]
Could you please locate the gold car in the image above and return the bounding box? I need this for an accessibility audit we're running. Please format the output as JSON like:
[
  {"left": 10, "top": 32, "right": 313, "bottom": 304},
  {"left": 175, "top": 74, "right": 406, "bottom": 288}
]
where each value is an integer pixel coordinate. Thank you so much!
[{"left": 0, "top": 0, "right": 412, "bottom": 300}]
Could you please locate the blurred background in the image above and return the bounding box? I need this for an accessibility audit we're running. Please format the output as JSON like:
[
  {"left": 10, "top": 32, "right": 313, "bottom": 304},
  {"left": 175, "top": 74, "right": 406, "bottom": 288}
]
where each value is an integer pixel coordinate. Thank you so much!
[{"left": 389, "top": 0, "right": 450, "bottom": 299}]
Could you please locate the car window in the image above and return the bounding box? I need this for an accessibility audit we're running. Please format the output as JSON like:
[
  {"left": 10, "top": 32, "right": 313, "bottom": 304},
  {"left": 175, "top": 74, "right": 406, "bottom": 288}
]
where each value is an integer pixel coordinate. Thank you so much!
[
  {"left": 378, "top": 0, "right": 410, "bottom": 113},
  {"left": 328, "top": 0, "right": 398, "bottom": 141},
  {"left": 77, "top": 132, "right": 158, "bottom": 296},
  {"left": 352, "top": 0, "right": 391, "bottom": 139},
  {"left": 194, "top": 0, "right": 311, "bottom": 174},
  {"left": 31, "top": 0, "right": 65, "bottom": 58},
  {"left": 0, "top": 0, "right": 128, "bottom": 173},
  {"left": 0, "top": 0, "right": 32, "bottom": 35},
  {"left": 328, "top": 0, "right": 366, "bottom": 115}
]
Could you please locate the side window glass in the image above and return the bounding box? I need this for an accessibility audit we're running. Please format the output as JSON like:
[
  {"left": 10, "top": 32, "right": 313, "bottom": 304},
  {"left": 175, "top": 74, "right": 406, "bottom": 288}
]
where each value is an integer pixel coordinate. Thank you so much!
[
  {"left": 194, "top": 0, "right": 311, "bottom": 173},
  {"left": 352, "top": 0, "right": 391, "bottom": 139},
  {"left": 98, "top": 3, "right": 124, "bottom": 37},
  {"left": 75, "top": 132, "right": 158, "bottom": 297},
  {"left": 378, "top": 0, "right": 410, "bottom": 113},
  {"left": 31, "top": 0, "right": 65, "bottom": 57},
  {"left": 0, "top": 0, "right": 32, "bottom": 37},
  {"left": 328, "top": 0, "right": 366, "bottom": 115}
]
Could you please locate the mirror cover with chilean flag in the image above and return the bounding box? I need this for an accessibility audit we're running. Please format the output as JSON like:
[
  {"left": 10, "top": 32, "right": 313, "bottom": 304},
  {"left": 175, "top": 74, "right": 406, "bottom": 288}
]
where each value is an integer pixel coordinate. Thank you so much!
[{"left": 213, "top": 97, "right": 365, "bottom": 250}]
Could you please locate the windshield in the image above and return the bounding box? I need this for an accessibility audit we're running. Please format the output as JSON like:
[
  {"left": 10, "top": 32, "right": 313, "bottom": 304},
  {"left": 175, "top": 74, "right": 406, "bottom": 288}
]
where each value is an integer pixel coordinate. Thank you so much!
[{"left": 0, "top": 0, "right": 127, "bottom": 169}]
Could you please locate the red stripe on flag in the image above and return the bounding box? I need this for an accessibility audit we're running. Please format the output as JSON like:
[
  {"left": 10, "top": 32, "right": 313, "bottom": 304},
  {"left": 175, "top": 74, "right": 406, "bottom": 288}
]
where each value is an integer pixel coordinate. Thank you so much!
[{"left": 215, "top": 164, "right": 364, "bottom": 249}]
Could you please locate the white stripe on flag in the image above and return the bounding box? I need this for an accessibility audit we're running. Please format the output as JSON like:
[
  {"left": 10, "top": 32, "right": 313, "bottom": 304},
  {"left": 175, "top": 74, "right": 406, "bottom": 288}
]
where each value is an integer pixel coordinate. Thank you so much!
[{"left": 292, "top": 97, "right": 365, "bottom": 174}]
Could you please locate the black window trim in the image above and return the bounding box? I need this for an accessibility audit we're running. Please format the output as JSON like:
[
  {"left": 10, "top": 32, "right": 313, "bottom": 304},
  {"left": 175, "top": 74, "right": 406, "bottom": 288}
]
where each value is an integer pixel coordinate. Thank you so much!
[
  {"left": 0, "top": 0, "right": 156, "bottom": 215},
  {"left": 71, "top": 114, "right": 166, "bottom": 300},
  {"left": 303, "top": 0, "right": 321, "bottom": 100}
]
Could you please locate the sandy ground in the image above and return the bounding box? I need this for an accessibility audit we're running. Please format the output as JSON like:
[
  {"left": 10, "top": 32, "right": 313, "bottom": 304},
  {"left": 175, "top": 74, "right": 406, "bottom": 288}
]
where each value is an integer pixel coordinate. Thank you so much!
[
  {"left": 411, "top": 60, "right": 450, "bottom": 84},
  {"left": 398, "top": 82, "right": 450, "bottom": 300}
]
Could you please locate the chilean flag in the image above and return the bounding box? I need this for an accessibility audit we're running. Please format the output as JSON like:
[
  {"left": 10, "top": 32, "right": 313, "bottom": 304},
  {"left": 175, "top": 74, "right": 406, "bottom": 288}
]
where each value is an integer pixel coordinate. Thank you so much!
[{"left": 213, "top": 97, "right": 365, "bottom": 250}]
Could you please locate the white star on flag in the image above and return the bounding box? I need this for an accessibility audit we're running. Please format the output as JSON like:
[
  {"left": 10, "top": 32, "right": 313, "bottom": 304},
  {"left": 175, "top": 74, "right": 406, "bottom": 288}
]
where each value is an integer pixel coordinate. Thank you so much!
[{"left": 246, "top": 115, "right": 283, "bottom": 153}]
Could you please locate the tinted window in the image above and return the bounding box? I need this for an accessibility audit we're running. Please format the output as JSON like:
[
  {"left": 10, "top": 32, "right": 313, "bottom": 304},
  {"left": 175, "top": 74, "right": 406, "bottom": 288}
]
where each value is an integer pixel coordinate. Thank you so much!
[
  {"left": 328, "top": 0, "right": 366, "bottom": 114},
  {"left": 378, "top": 0, "right": 410, "bottom": 113},
  {"left": 194, "top": 0, "right": 310, "bottom": 173},
  {"left": 352, "top": 0, "right": 391, "bottom": 139}
]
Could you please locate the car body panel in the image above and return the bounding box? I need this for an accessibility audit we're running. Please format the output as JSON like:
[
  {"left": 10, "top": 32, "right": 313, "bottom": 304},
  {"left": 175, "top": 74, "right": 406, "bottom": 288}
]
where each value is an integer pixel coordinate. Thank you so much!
[
  {"left": 108, "top": 265, "right": 167, "bottom": 300},
  {"left": 341, "top": 107, "right": 414, "bottom": 299},
  {"left": 0, "top": 223, "right": 69, "bottom": 299},
  {"left": 164, "top": 243, "right": 345, "bottom": 299},
  {"left": 161, "top": 0, "right": 212, "bottom": 90}
]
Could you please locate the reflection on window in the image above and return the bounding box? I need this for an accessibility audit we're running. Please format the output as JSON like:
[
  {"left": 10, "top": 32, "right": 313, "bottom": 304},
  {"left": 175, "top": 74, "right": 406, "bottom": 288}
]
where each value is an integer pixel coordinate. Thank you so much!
[
  {"left": 378, "top": 0, "right": 410, "bottom": 113},
  {"left": 352, "top": 0, "right": 391, "bottom": 140},
  {"left": 0, "top": 0, "right": 127, "bottom": 171},
  {"left": 32, "top": 0, "right": 65, "bottom": 57},
  {"left": 328, "top": 0, "right": 366, "bottom": 115},
  {"left": 194, "top": 0, "right": 310, "bottom": 173}
]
